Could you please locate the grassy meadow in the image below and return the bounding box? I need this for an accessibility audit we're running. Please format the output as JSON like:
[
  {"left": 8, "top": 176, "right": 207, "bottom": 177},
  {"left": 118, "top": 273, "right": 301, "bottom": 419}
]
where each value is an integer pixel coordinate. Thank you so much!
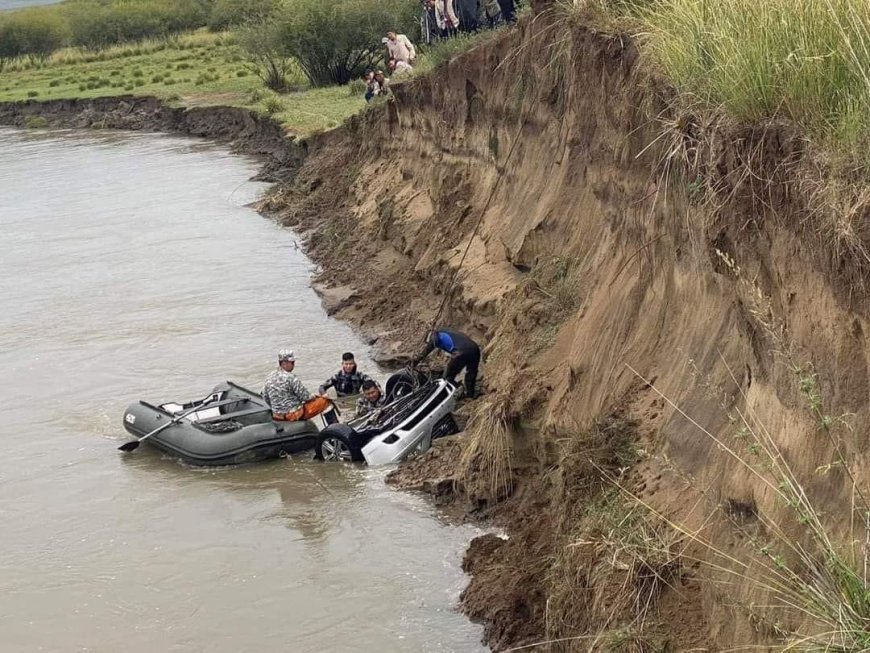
[{"left": 0, "top": 30, "right": 366, "bottom": 136}]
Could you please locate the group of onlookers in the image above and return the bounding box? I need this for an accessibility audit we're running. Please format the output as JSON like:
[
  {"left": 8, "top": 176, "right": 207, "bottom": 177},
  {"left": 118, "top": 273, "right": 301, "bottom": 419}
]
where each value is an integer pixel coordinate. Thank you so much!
[
  {"left": 364, "top": 31, "right": 417, "bottom": 102},
  {"left": 422, "top": 0, "right": 517, "bottom": 42},
  {"left": 362, "top": 0, "right": 520, "bottom": 102}
]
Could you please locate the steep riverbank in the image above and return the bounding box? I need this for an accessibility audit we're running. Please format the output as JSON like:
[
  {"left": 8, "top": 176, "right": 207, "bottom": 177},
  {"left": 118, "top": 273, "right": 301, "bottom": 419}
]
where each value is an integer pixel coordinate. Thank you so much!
[
  {"left": 258, "top": 11, "right": 870, "bottom": 653},
  {"left": 4, "top": 7, "right": 869, "bottom": 649}
]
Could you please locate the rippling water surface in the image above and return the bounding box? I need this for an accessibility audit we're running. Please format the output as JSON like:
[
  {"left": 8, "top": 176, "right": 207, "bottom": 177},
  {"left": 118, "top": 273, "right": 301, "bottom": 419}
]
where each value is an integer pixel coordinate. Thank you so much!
[
  {"left": 0, "top": 129, "right": 485, "bottom": 652},
  {"left": 0, "top": 0, "right": 62, "bottom": 10}
]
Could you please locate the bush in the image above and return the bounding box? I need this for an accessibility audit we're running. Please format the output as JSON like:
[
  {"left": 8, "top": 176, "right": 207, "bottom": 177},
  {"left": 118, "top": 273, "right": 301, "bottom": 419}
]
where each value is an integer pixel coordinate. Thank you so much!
[
  {"left": 347, "top": 77, "right": 366, "bottom": 96},
  {"left": 263, "top": 95, "right": 284, "bottom": 114},
  {"left": 236, "top": 21, "right": 296, "bottom": 91},
  {"left": 64, "top": 0, "right": 212, "bottom": 50},
  {"left": 0, "top": 7, "right": 67, "bottom": 65},
  {"left": 207, "top": 0, "right": 279, "bottom": 31},
  {"left": 270, "top": 0, "right": 418, "bottom": 86},
  {"left": 26, "top": 90, "right": 39, "bottom": 98}
]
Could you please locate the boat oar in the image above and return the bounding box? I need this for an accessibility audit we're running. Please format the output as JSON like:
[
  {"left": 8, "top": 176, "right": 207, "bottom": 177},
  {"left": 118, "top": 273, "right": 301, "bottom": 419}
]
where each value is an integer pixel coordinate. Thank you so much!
[{"left": 118, "top": 397, "right": 213, "bottom": 453}]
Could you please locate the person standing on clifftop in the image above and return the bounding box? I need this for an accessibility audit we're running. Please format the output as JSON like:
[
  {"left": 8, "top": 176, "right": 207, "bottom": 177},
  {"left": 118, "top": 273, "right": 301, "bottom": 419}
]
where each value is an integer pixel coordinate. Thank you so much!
[
  {"left": 412, "top": 329, "right": 481, "bottom": 399},
  {"left": 384, "top": 31, "right": 416, "bottom": 65},
  {"left": 496, "top": 0, "right": 517, "bottom": 23},
  {"left": 433, "top": 0, "right": 460, "bottom": 38}
]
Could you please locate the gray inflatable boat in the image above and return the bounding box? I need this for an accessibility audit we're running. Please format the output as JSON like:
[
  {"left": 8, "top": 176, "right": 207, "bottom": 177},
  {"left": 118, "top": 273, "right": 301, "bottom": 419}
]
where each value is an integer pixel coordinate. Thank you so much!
[{"left": 121, "top": 381, "right": 324, "bottom": 466}]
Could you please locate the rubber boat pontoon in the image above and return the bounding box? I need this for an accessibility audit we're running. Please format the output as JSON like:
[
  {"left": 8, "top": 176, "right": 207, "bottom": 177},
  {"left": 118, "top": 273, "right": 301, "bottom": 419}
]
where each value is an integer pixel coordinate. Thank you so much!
[{"left": 122, "top": 381, "right": 330, "bottom": 466}]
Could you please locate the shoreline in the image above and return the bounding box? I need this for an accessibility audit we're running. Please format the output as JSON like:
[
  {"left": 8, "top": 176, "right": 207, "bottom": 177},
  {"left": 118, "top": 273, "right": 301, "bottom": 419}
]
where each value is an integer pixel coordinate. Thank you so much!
[
  {"left": 0, "top": 95, "right": 489, "bottom": 638},
  {"left": 0, "top": 96, "right": 306, "bottom": 182}
]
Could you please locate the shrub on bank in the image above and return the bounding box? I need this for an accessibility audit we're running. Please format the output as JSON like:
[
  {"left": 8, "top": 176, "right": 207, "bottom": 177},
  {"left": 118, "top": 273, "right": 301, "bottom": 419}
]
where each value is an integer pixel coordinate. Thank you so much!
[
  {"left": 0, "top": 8, "right": 68, "bottom": 67},
  {"left": 240, "top": 0, "right": 418, "bottom": 88},
  {"left": 64, "top": 0, "right": 213, "bottom": 50}
]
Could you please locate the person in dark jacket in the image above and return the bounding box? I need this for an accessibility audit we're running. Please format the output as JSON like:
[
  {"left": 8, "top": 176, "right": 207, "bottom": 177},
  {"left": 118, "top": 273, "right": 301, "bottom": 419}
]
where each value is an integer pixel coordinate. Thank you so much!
[
  {"left": 356, "top": 380, "right": 386, "bottom": 417},
  {"left": 413, "top": 329, "right": 481, "bottom": 398},
  {"left": 497, "top": 0, "right": 516, "bottom": 23},
  {"left": 318, "top": 352, "right": 373, "bottom": 396},
  {"left": 455, "top": 0, "right": 480, "bottom": 32}
]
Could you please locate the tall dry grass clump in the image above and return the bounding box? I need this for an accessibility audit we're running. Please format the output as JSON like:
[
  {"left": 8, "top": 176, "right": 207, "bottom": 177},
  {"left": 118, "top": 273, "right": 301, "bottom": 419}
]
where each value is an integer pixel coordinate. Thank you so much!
[
  {"left": 634, "top": 0, "right": 870, "bottom": 160},
  {"left": 460, "top": 393, "right": 516, "bottom": 502}
]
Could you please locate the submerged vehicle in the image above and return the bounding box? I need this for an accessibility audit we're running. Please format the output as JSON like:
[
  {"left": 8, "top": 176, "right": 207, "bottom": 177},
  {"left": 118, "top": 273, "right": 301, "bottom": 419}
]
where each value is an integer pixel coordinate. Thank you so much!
[
  {"left": 121, "top": 381, "right": 335, "bottom": 466},
  {"left": 315, "top": 369, "right": 461, "bottom": 465}
]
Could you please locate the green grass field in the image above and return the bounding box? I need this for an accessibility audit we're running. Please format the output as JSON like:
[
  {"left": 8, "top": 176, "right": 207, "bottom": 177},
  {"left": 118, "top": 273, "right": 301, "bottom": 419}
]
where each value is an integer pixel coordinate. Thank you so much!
[
  {"left": 0, "top": 30, "right": 366, "bottom": 137},
  {"left": 586, "top": 0, "right": 870, "bottom": 162}
]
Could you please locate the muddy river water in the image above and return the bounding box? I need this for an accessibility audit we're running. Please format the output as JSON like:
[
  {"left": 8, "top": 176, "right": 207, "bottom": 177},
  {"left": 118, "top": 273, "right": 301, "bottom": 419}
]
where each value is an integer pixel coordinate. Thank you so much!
[{"left": 0, "top": 129, "right": 485, "bottom": 652}]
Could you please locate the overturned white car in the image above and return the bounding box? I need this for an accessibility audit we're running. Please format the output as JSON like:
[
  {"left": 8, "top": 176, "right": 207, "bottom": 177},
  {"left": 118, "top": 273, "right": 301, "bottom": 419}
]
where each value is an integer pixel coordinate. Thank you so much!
[{"left": 315, "top": 370, "right": 460, "bottom": 465}]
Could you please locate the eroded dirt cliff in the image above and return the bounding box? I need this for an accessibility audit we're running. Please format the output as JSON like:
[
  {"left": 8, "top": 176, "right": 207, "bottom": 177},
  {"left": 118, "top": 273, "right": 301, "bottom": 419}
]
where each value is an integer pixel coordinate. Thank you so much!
[
  {"left": 6, "top": 10, "right": 867, "bottom": 650},
  {"left": 266, "top": 11, "right": 870, "bottom": 652}
]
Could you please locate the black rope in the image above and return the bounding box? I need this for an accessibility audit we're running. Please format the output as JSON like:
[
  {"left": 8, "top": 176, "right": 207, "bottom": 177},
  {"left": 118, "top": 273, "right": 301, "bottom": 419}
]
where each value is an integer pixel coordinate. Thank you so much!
[{"left": 423, "top": 112, "right": 530, "bottom": 344}]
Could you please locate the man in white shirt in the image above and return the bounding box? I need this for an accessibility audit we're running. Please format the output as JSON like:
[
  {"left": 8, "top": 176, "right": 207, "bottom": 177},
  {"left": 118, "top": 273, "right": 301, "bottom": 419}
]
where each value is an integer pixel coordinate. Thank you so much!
[{"left": 384, "top": 31, "right": 416, "bottom": 65}]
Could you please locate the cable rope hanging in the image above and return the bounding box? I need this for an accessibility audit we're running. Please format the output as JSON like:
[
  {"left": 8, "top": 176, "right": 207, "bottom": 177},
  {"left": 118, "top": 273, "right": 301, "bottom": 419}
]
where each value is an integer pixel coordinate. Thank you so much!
[{"left": 423, "top": 105, "right": 533, "bottom": 345}]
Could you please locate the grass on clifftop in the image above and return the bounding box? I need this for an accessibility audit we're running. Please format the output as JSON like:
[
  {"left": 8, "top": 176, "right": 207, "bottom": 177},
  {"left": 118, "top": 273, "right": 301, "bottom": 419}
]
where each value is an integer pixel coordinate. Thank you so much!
[
  {"left": 581, "top": 0, "right": 870, "bottom": 162},
  {"left": 0, "top": 30, "right": 365, "bottom": 137}
]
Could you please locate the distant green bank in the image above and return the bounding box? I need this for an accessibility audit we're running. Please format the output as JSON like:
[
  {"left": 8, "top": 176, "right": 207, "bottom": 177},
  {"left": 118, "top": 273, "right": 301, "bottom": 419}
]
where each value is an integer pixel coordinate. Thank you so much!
[{"left": 0, "top": 30, "right": 365, "bottom": 137}]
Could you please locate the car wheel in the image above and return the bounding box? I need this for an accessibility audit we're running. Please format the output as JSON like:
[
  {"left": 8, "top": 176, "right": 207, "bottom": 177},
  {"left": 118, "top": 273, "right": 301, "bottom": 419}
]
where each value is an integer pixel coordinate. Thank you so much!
[
  {"left": 385, "top": 369, "right": 429, "bottom": 401},
  {"left": 314, "top": 424, "right": 365, "bottom": 462},
  {"left": 432, "top": 413, "right": 460, "bottom": 440}
]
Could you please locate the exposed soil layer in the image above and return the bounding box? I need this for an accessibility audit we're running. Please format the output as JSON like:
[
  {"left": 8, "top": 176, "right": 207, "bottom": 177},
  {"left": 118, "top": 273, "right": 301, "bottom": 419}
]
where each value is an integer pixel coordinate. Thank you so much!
[
  {"left": 0, "top": 96, "right": 305, "bottom": 182},
  {"left": 258, "top": 11, "right": 869, "bottom": 653}
]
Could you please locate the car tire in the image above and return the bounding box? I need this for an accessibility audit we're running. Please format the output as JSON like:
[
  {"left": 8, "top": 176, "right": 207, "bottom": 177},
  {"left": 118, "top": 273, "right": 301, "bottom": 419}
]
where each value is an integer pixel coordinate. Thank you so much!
[
  {"left": 385, "top": 369, "right": 429, "bottom": 401},
  {"left": 432, "top": 413, "right": 460, "bottom": 440},
  {"left": 315, "top": 424, "right": 365, "bottom": 462}
]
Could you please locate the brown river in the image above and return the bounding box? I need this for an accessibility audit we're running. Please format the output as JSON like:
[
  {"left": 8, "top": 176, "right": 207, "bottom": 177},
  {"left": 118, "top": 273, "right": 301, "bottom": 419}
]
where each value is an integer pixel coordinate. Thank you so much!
[{"left": 0, "top": 129, "right": 485, "bottom": 652}]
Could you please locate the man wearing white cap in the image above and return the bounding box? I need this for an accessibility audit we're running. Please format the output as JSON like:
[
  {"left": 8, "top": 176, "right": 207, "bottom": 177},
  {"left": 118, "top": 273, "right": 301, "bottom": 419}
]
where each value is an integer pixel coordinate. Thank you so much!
[{"left": 262, "top": 349, "right": 314, "bottom": 417}]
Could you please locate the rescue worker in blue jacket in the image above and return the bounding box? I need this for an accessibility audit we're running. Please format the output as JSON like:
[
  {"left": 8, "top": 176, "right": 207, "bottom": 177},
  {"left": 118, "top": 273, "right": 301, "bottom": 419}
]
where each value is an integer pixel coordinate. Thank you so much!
[{"left": 413, "top": 329, "right": 480, "bottom": 398}]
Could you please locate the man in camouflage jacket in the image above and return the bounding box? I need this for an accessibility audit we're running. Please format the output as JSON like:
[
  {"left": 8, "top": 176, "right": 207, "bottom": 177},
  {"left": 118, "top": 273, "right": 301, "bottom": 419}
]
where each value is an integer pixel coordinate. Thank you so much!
[
  {"left": 355, "top": 380, "right": 386, "bottom": 418},
  {"left": 262, "top": 349, "right": 313, "bottom": 414}
]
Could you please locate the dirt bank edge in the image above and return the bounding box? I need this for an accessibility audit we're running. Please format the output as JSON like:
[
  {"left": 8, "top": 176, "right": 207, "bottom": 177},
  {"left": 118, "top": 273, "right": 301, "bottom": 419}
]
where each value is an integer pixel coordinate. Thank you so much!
[{"left": 0, "top": 96, "right": 306, "bottom": 182}]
